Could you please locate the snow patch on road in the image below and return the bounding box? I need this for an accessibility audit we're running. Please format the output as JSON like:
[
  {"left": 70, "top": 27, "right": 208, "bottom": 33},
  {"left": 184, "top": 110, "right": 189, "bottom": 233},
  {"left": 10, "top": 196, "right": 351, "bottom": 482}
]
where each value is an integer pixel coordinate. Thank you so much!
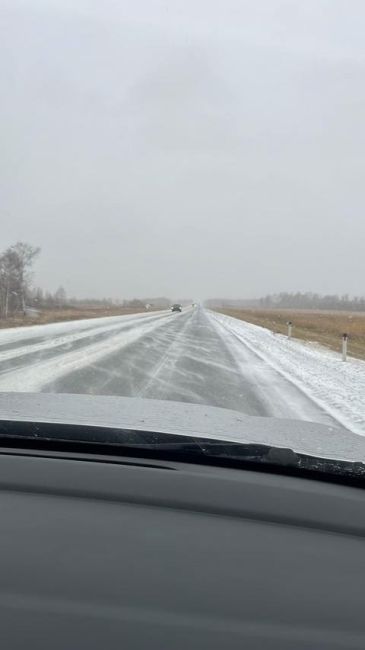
[
  {"left": 0, "top": 314, "right": 170, "bottom": 392},
  {"left": 0, "top": 312, "right": 167, "bottom": 364},
  {"left": 208, "top": 311, "right": 365, "bottom": 435},
  {"left": 0, "top": 310, "right": 167, "bottom": 345}
]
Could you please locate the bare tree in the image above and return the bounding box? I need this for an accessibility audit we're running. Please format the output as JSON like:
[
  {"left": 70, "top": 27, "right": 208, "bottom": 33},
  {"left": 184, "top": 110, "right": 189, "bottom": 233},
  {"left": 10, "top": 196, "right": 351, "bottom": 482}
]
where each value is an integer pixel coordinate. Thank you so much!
[
  {"left": 0, "top": 251, "right": 16, "bottom": 318},
  {"left": 0, "top": 242, "right": 40, "bottom": 318}
]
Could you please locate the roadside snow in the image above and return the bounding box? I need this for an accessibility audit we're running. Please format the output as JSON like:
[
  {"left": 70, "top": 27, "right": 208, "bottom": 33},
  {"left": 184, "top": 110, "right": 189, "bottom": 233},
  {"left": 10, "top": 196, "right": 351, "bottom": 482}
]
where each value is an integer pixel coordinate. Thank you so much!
[{"left": 208, "top": 311, "right": 365, "bottom": 435}]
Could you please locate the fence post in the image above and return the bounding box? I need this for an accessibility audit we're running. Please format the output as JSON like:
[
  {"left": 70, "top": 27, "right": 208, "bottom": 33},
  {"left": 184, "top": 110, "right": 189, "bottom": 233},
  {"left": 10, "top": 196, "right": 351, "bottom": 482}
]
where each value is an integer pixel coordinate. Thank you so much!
[
  {"left": 342, "top": 333, "right": 348, "bottom": 362},
  {"left": 287, "top": 321, "right": 293, "bottom": 339}
]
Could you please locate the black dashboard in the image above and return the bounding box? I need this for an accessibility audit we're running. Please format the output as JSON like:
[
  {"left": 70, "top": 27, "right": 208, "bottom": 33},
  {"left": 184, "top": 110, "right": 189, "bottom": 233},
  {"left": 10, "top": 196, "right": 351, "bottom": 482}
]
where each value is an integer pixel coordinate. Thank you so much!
[{"left": 0, "top": 447, "right": 364, "bottom": 649}]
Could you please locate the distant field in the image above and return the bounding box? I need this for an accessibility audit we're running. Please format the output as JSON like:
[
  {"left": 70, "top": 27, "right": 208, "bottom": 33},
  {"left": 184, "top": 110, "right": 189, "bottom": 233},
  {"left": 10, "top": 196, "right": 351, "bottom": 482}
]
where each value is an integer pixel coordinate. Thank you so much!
[
  {"left": 217, "top": 308, "right": 365, "bottom": 361},
  {"left": 0, "top": 306, "right": 161, "bottom": 330}
]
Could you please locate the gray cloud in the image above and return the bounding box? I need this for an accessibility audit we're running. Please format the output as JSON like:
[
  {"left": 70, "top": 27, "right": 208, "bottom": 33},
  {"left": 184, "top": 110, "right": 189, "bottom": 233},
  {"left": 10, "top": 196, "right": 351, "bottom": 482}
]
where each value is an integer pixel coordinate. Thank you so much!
[{"left": 1, "top": 0, "right": 364, "bottom": 299}]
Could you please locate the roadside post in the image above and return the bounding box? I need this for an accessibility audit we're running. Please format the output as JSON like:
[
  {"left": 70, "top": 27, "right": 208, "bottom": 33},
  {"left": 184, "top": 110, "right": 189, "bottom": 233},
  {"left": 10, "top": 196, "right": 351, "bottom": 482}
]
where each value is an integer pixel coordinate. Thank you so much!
[
  {"left": 287, "top": 321, "right": 293, "bottom": 339},
  {"left": 342, "top": 333, "right": 348, "bottom": 362}
]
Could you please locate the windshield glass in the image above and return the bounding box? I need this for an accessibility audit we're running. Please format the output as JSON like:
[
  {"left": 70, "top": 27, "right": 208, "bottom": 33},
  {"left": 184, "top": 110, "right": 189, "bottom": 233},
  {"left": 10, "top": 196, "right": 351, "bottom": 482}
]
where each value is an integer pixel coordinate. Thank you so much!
[{"left": 1, "top": 0, "right": 364, "bottom": 460}]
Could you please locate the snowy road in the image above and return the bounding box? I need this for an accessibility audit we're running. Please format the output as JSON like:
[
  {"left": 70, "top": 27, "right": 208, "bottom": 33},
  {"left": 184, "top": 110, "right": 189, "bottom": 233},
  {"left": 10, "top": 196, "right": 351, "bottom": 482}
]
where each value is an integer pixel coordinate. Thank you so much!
[{"left": 0, "top": 306, "right": 360, "bottom": 433}]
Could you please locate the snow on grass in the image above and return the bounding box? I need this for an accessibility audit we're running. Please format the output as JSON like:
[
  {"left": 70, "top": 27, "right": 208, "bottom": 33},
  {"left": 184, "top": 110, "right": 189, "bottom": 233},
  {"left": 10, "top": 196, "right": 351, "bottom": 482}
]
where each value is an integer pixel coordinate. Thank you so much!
[{"left": 208, "top": 311, "right": 365, "bottom": 435}]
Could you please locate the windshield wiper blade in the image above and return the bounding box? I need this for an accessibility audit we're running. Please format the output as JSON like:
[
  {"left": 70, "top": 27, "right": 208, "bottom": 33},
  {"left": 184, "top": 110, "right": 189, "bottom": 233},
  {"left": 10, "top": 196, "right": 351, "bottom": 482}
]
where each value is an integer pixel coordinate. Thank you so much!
[
  {"left": 195, "top": 439, "right": 365, "bottom": 481},
  {"left": 0, "top": 420, "right": 300, "bottom": 463},
  {"left": 0, "top": 418, "right": 365, "bottom": 484}
]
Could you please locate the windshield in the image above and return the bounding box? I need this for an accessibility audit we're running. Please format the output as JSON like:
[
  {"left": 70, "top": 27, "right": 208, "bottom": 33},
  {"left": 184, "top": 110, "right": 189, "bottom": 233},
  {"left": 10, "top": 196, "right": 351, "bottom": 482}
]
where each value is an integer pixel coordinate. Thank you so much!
[{"left": 0, "top": 0, "right": 364, "bottom": 462}]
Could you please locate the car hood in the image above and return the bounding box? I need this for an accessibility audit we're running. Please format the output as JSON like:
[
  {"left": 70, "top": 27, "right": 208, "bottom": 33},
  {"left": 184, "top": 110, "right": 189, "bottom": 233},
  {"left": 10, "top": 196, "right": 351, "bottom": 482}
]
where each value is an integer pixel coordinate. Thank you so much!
[{"left": 0, "top": 392, "right": 363, "bottom": 463}]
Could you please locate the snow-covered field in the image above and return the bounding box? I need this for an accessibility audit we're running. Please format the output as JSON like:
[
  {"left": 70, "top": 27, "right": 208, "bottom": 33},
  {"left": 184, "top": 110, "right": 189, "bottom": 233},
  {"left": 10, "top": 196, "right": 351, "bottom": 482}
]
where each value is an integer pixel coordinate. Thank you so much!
[{"left": 208, "top": 311, "right": 365, "bottom": 435}]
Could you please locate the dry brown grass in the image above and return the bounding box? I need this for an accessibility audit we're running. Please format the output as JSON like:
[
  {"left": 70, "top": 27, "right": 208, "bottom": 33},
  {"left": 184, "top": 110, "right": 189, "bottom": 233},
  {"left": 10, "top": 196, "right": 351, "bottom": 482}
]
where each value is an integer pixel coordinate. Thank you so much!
[
  {"left": 217, "top": 308, "right": 365, "bottom": 361},
  {"left": 0, "top": 306, "right": 160, "bottom": 330}
]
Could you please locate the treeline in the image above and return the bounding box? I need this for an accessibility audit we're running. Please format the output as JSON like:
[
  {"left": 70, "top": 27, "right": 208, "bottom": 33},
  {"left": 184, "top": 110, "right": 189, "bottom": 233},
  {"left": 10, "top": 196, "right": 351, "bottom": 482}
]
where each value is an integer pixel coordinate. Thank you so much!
[
  {"left": 259, "top": 292, "right": 365, "bottom": 312},
  {"left": 27, "top": 287, "right": 119, "bottom": 310},
  {"left": 26, "top": 293, "right": 169, "bottom": 310}
]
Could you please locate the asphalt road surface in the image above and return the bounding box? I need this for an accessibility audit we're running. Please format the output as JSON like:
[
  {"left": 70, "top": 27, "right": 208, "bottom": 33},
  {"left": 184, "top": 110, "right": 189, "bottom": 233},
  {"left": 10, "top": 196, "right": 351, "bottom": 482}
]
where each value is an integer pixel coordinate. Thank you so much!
[{"left": 0, "top": 307, "right": 342, "bottom": 427}]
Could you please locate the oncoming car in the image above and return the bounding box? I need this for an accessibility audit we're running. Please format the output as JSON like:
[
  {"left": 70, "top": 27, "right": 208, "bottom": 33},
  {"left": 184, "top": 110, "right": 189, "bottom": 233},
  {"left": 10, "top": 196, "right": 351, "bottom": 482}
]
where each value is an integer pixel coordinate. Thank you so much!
[{"left": 171, "top": 303, "right": 182, "bottom": 312}]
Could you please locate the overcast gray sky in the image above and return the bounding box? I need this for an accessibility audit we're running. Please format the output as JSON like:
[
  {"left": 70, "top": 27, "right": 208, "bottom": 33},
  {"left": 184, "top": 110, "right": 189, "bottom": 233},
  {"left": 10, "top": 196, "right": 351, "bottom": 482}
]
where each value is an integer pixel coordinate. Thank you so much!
[{"left": 1, "top": 0, "right": 364, "bottom": 300}]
